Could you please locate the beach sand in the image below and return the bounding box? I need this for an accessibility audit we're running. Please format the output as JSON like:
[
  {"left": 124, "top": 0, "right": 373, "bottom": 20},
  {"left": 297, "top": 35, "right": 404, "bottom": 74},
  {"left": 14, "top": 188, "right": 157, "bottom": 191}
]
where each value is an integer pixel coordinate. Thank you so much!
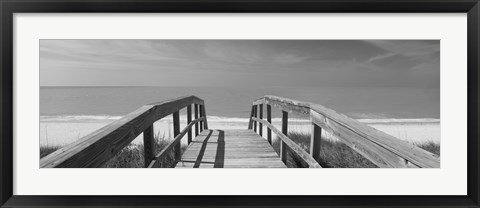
[{"left": 40, "top": 116, "right": 440, "bottom": 147}]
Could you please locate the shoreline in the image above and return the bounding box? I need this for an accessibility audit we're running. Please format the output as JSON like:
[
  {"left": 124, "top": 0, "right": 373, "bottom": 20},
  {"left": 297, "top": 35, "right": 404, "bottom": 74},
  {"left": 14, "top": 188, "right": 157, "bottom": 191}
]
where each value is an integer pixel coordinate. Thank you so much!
[
  {"left": 40, "top": 114, "right": 440, "bottom": 123},
  {"left": 40, "top": 114, "right": 441, "bottom": 147}
]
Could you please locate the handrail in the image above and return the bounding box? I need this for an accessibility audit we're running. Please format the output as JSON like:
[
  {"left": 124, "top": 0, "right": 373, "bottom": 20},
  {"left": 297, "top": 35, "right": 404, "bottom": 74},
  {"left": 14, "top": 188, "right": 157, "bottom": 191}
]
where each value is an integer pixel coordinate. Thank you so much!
[
  {"left": 253, "top": 96, "right": 310, "bottom": 116},
  {"left": 40, "top": 95, "right": 208, "bottom": 168},
  {"left": 252, "top": 118, "right": 321, "bottom": 168},
  {"left": 147, "top": 117, "right": 204, "bottom": 168},
  {"left": 249, "top": 95, "right": 440, "bottom": 168}
]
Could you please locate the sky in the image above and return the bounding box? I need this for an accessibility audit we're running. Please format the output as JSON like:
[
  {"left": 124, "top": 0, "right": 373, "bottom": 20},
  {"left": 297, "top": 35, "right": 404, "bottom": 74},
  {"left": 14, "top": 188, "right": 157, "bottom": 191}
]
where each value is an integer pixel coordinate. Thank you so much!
[{"left": 40, "top": 40, "right": 440, "bottom": 89}]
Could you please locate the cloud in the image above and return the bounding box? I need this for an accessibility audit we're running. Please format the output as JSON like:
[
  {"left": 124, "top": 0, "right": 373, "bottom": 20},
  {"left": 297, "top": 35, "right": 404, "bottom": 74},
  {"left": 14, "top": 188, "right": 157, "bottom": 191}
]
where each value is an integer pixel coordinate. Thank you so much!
[
  {"left": 362, "top": 40, "right": 440, "bottom": 73},
  {"left": 271, "top": 53, "right": 307, "bottom": 65},
  {"left": 363, "top": 40, "right": 439, "bottom": 59},
  {"left": 366, "top": 52, "right": 396, "bottom": 63},
  {"left": 40, "top": 40, "right": 439, "bottom": 88}
]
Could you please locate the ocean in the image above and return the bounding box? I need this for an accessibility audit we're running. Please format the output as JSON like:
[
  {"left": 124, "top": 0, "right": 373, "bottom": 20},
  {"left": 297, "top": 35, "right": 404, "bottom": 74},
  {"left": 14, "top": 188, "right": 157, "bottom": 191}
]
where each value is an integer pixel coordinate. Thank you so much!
[
  {"left": 40, "top": 86, "right": 439, "bottom": 119},
  {"left": 39, "top": 86, "right": 440, "bottom": 146}
]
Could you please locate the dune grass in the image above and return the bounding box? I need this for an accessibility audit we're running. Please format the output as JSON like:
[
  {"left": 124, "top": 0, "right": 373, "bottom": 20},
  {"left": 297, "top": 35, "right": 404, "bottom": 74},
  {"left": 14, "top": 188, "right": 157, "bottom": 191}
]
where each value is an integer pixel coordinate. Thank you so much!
[
  {"left": 40, "top": 131, "right": 440, "bottom": 168},
  {"left": 415, "top": 141, "right": 440, "bottom": 156},
  {"left": 40, "top": 134, "right": 186, "bottom": 168},
  {"left": 273, "top": 131, "right": 440, "bottom": 168},
  {"left": 40, "top": 146, "right": 62, "bottom": 159}
]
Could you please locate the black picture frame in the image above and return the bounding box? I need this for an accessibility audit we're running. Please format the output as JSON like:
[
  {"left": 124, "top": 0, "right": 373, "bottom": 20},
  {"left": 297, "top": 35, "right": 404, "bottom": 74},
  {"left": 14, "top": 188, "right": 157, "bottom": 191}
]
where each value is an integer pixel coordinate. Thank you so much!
[{"left": 1, "top": 0, "right": 479, "bottom": 207}]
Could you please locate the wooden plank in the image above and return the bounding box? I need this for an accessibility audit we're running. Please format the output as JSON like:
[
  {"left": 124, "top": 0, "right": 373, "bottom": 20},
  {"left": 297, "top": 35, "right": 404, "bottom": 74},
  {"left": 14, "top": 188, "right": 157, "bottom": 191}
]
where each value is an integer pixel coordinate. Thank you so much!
[
  {"left": 267, "top": 104, "right": 272, "bottom": 144},
  {"left": 184, "top": 146, "right": 276, "bottom": 151},
  {"left": 201, "top": 104, "right": 208, "bottom": 129},
  {"left": 199, "top": 105, "right": 204, "bottom": 132},
  {"left": 248, "top": 106, "right": 255, "bottom": 129},
  {"left": 176, "top": 161, "right": 285, "bottom": 168},
  {"left": 173, "top": 111, "right": 181, "bottom": 161},
  {"left": 147, "top": 117, "right": 204, "bottom": 168},
  {"left": 259, "top": 104, "right": 263, "bottom": 136},
  {"left": 40, "top": 95, "right": 204, "bottom": 168},
  {"left": 187, "top": 105, "right": 192, "bottom": 144},
  {"left": 280, "top": 111, "right": 288, "bottom": 164},
  {"left": 182, "top": 148, "right": 279, "bottom": 153},
  {"left": 142, "top": 125, "right": 155, "bottom": 168},
  {"left": 252, "top": 118, "right": 322, "bottom": 168},
  {"left": 182, "top": 153, "right": 279, "bottom": 158},
  {"left": 254, "top": 95, "right": 310, "bottom": 116},
  {"left": 194, "top": 104, "right": 199, "bottom": 137},
  {"left": 175, "top": 129, "right": 287, "bottom": 168},
  {"left": 182, "top": 152, "right": 280, "bottom": 158},
  {"left": 253, "top": 105, "right": 257, "bottom": 132},
  {"left": 310, "top": 123, "right": 322, "bottom": 166}
]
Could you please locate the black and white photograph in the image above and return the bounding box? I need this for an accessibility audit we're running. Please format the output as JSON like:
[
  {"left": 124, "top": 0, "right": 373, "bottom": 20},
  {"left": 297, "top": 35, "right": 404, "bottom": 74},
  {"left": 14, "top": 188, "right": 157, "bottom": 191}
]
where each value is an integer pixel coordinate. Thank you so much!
[{"left": 39, "top": 39, "right": 440, "bottom": 168}]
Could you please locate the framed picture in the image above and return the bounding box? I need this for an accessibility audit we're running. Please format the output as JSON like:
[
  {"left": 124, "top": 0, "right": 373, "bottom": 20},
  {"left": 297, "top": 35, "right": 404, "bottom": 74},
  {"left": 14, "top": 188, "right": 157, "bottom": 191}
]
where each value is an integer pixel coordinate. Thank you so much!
[{"left": 1, "top": 0, "right": 479, "bottom": 207}]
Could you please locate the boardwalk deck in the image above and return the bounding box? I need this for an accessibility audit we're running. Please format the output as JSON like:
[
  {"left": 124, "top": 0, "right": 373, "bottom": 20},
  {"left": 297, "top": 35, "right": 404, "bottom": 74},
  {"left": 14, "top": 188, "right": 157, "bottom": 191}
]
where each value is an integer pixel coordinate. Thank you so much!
[{"left": 175, "top": 129, "right": 287, "bottom": 168}]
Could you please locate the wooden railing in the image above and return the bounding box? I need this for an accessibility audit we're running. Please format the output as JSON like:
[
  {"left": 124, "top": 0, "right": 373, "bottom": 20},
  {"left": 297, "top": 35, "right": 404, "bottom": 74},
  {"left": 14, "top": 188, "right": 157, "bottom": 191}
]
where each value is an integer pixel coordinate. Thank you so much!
[
  {"left": 40, "top": 95, "right": 208, "bottom": 168},
  {"left": 248, "top": 95, "right": 440, "bottom": 168}
]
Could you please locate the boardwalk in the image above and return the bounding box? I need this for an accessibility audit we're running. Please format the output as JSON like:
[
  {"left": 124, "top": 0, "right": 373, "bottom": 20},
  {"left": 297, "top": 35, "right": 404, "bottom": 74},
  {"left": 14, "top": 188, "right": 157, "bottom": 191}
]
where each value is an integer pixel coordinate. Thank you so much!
[
  {"left": 176, "top": 129, "right": 286, "bottom": 168},
  {"left": 40, "top": 95, "right": 440, "bottom": 168}
]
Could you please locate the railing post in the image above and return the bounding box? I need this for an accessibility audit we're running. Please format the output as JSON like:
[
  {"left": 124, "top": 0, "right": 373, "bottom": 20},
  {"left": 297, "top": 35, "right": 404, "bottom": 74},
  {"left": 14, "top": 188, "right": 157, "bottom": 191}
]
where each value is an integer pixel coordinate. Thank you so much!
[
  {"left": 259, "top": 104, "right": 263, "bottom": 136},
  {"left": 194, "top": 104, "right": 199, "bottom": 136},
  {"left": 267, "top": 104, "right": 272, "bottom": 144},
  {"left": 173, "top": 111, "right": 181, "bottom": 162},
  {"left": 143, "top": 125, "right": 155, "bottom": 168},
  {"left": 202, "top": 104, "right": 208, "bottom": 130},
  {"left": 187, "top": 105, "right": 192, "bottom": 144},
  {"left": 248, "top": 106, "right": 255, "bottom": 129},
  {"left": 199, "top": 105, "right": 204, "bottom": 132},
  {"left": 253, "top": 105, "right": 257, "bottom": 132},
  {"left": 310, "top": 123, "right": 322, "bottom": 166},
  {"left": 280, "top": 111, "right": 288, "bottom": 164}
]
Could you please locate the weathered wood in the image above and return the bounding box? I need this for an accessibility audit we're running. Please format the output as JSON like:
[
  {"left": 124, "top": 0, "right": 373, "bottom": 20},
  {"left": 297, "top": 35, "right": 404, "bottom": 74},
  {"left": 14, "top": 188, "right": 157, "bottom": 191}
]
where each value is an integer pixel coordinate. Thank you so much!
[
  {"left": 252, "top": 118, "right": 321, "bottom": 168},
  {"left": 173, "top": 111, "right": 181, "bottom": 161},
  {"left": 199, "top": 105, "right": 204, "bottom": 132},
  {"left": 201, "top": 104, "right": 208, "bottom": 129},
  {"left": 259, "top": 104, "right": 263, "bottom": 136},
  {"left": 40, "top": 95, "right": 205, "bottom": 168},
  {"left": 248, "top": 106, "right": 255, "bottom": 130},
  {"left": 253, "top": 105, "right": 257, "bottom": 132},
  {"left": 148, "top": 117, "right": 204, "bottom": 168},
  {"left": 252, "top": 97, "right": 265, "bottom": 106},
  {"left": 266, "top": 104, "right": 272, "bottom": 144},
  {"left": 143, "top": 125, "right": 156, "bottom": 168},
  {"left": 310, "top": 123, "right": 322, "bottom": 166},
  {"left": 175, "top": 129, "right": 286, "bottom": 168},
  {"left": 310, "top": 107, "right": 440, "bottom": 168},
  {"left": 187, "top": 105, "right": 192, "bottom": 144},
  {"left": 194, "top": 104, "right": 199, "bottom": 137},
  {"left": 254, "top": 95, "right": 310, "bottom": 117},
  {"left": 280, "top": 111, "right": 288, "bottom": 164}
]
